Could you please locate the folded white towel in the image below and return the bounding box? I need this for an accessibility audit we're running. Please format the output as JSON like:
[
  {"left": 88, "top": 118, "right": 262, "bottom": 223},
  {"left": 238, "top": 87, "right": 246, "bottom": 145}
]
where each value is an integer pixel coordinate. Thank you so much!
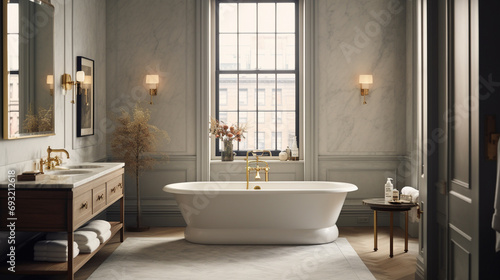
[
  {"left": 401, "top": 186, "right": 420, "bottom": 223},
  {"left": 98, "top": 230, "right": 112, "bottom": 244},
  {"left": 90, "top": 220, "right": 111, "bottom": 230},
  {"left": 34, "top": 247, "right": 80, "bottom": 259},
  {"left": 401, "top": 186, "right": 420, "bottom": 203},
  {"left": 46, "top": 231, "right": 98, "bottom": 244},
  {"left": 34, "top": 240, "right": 79, "bottom": 253},
  {"left": 76, "top": 220, "right": 111, "bottom": 236},
  {"left": 78, "top": 238, "right": 101, "bottom": 254}
]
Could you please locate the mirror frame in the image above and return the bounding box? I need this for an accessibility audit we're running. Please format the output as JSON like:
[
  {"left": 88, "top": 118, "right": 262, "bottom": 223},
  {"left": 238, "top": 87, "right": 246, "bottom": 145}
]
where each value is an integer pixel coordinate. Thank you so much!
[{"left": 2, "top": 0, "right": 55, "bottom": 139}]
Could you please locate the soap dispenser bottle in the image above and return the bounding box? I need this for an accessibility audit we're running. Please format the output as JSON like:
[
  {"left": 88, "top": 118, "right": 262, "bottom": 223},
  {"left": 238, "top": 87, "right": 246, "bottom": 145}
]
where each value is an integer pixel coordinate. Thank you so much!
[{"left": 385, "top": 178, "right": 394, "bottom": 202}]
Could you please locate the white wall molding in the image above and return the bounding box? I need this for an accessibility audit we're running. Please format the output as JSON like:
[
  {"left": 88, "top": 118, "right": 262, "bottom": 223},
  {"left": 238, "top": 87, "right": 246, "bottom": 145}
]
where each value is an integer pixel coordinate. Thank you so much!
[
  {"left": 304, "top": 0, "right": 318, "bottom": 181},
  {"left": 195, "top": 0, "right": 211, "bottom": 181}
]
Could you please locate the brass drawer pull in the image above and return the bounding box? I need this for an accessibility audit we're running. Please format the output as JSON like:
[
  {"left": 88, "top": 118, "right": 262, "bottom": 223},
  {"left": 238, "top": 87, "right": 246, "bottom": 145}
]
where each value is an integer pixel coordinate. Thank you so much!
[
  {"left": 118, "top": 183, "right": 123, "bottom": 189},
  {"left": 81, "top": 202, "right": 88, "bottom": 209},
  {"left": 111, "top": 187, "right": 116, "bottom": 193},
  {"left": 97, "top": 194, "right": 104, "bottom": 201}
]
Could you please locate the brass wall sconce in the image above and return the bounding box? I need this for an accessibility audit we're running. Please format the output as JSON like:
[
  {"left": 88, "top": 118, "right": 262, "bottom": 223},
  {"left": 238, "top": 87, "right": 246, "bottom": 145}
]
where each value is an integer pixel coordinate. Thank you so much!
[
  {"left": 46, "top": 75, "right": 54, "bottom": 95},
  {"left": 61, "top": 71, "right": 85, "bottom": 103},
  {"left": 146, "top": 75, "right": 159, "bottom": 104},
  {"left": 359, "top": 75, "right": 373, "bottom": 104}
]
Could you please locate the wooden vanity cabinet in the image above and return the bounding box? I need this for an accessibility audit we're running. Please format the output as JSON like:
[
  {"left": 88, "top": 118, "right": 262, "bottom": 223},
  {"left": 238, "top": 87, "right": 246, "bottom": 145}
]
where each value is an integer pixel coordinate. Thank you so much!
[{"left": 0, "top": 167, "right": 125, "bottom": 280}]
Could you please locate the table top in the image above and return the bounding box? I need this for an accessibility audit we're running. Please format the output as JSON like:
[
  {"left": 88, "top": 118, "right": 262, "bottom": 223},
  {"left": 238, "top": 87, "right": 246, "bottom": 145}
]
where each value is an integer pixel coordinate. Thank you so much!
[{"left": 363, "top": 198, "right": 417, "bottom": 211}]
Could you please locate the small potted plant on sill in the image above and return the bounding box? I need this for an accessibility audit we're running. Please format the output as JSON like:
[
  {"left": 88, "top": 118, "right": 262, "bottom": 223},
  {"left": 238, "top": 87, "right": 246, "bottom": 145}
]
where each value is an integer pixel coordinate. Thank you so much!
[{"left": 209, "top": 117, "right": 247, "bottom": 161}]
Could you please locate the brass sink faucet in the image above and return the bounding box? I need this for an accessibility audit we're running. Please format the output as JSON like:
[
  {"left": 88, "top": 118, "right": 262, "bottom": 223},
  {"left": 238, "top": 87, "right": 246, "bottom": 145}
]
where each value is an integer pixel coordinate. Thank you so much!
[
  {"left": 40, "top": 146, "right": 70, "bottom": 173},
  {"left": 245, "top": 150, "right": 271, "bottom": 189}
]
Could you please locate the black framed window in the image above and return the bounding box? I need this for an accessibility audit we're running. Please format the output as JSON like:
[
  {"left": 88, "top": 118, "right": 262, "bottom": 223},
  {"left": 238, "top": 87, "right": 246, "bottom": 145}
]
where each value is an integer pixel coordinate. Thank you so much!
[{"left": 216, "top": 0, "right": 299, "bottom": 156}]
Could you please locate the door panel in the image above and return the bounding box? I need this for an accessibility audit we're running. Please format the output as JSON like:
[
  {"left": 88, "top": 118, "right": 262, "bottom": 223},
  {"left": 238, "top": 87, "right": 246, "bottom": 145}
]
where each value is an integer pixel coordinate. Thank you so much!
[{"left": 447, "top": 0, "right": 478, "bottom": 279}]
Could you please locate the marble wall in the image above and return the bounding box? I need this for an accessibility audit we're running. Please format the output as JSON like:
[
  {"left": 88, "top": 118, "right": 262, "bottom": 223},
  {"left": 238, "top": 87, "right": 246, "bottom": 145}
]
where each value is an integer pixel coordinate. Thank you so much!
[
  {"left": 105, "top": 0, "right": 197, "bottom": 224},
  {"left": 0, "top": 0, "right": 107, "bottom": 182},
  {"left": 316, "top": 0, "right": 407, "bottom": 156}
]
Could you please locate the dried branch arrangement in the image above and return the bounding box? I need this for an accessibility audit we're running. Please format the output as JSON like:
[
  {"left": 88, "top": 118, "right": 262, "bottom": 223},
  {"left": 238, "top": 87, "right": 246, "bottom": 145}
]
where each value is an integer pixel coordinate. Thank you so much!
[{"left": 111, "top": 104, "right": 169, "bottom": 230}]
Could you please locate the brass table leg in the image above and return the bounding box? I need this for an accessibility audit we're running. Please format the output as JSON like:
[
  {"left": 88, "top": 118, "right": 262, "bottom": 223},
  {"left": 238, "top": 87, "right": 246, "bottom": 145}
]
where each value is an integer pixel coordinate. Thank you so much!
[
  {"left": 390, "top": 212, "right": 394, "bottom": 258},
  {"left": 374, "top": 210, "right": 378, "bottom": 251},
  {"left": 405, "top": 210, "right": 409, "bottom": 252}
]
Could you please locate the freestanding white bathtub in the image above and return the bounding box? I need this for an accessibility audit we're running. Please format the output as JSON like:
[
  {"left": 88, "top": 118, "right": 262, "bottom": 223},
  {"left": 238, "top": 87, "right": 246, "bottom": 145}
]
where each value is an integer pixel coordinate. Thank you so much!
[{"left": 163, "top": 181, "right": 357, "bottom": 245}]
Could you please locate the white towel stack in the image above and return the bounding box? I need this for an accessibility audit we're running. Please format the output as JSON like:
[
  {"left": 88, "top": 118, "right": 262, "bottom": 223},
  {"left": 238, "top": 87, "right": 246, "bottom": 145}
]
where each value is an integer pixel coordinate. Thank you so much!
[
  {"left": 33, "top": 240, "right": 79, "bottom": 262},
  {"left": 46, "top": 231, "right": 100, "bottom": 254},
  {"left": 77, "top": 220, "right": 112, "bottom": 244},
  {"left": 401, "top": 186, "right": 420, "bottom": 222}
]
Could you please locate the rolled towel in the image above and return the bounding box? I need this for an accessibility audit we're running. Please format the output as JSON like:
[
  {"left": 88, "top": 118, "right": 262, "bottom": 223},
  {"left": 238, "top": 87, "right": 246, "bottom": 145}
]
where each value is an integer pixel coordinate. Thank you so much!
[
  {"left": 34, "top": 240, "right": 79, "bottom": 253},
  {"left": 98, "top": 230, "right": 112, "bottom": 244},
  {"left": 76, "top": 220, "right": 111, "bottom": 236},
  {"left": 78, "top": 238, "right": 101, "bottom": 254},
  {"left": 46, "top": 231, "right": 98, "bottom": 244},
  {"left": 401, "top": 186, "right": 420, "bottom": 203},
  {"left": 34, "top": 247, "right": 79, "bottom": 259}
]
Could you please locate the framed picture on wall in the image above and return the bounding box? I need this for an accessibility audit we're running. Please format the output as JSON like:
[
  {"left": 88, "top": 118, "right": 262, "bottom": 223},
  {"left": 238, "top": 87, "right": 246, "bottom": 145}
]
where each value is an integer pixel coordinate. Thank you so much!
[{"left": 76, "top": 56, "right": 94, "bottom": 137}]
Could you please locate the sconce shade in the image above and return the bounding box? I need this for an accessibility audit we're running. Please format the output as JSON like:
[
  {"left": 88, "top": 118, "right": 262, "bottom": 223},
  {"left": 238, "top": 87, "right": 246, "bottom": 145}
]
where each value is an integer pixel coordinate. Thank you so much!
[
  {"left": 76, "top": 71, "right": 85, "bottom": 82},
  {"left": 146, "top": 75, "right": 159, "bottom": 89},
  {"left": 359, "top": 75, "right": 373, "bottom": 89},
  {"left": 46, "top": 75, "right": 54, "bottom": 85},
  {"left": 82, "top": 76, "right": 92, "bottom": 89}
]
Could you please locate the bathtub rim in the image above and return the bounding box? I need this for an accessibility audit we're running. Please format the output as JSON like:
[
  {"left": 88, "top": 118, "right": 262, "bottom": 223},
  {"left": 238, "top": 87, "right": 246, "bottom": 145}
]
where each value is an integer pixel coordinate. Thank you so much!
[{"left": 163, "top": 181, "right": 358, "bottom": 195}]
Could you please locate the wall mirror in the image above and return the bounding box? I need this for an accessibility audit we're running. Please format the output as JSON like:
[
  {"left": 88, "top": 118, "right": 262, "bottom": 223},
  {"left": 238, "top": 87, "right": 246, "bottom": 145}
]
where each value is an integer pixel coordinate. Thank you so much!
[{"left": 3, "top": 0, "right": 55, "bottom": 139}]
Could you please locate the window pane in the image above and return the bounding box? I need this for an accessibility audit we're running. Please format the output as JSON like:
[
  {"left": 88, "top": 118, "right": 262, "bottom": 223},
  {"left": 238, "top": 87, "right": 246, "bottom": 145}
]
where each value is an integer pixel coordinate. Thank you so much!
[
  {"left": 219, "top": 34, "right": 237, "bottom": 70},
  {"left": 239, "top": 34, "right": 256, "bottom": 70},
  {"left": 258, "top": 74, "right": 274, "bottom": 110},
  {"left": 219, "top": 3, "right": 237, "bottom": 33},
  {"left": 219, "top": 74, "right": 238, "bottom": 110},
  {"left": 256, "top": 132, "right": 265, "bottom": 150},
  {"left": 277, "top": 74, "right": 295, "bottom": 111},
  {"left": 277, "top": 34, "right": 295, "bottom": 70},
  {"left": 239, "top": 74, "right": 256, "bottom": 108},
  {"left": 272, "top": 132, "right": 283, "bottom": 151},
  {"left": 240, "top": 112, "right": 256, "bottom": 151},
  {"left": 239, "top": 3, "right": 256, "bottom": 33},
  {"left": 258, "top": 3, "right": 275, "bottom": 33},
  {"left": 7, "top": 3, "right": 19, "bottom": 33},
  {"left": 277, "top": 3, "right": 295, "bottom": 33},
  {"left": 7, "top": 35, "right": 19, "bottom": 71},
  {"left": 272, "top": 88, "right": 282, "bottom": 107},
  {"left": 219, "top": 88, "right": 228, "bottom": 106},
  {"left": 258, "top": 34, "right": 275, "bottom": 70},
  {"left": 278, "top": 111, "right": 296, "bottom": 147}
]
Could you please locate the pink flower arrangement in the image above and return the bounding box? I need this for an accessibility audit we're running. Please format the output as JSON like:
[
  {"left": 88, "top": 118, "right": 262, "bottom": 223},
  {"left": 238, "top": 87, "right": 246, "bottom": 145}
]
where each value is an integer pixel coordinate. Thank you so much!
[{"left": 209, "top": 117, "right": 247, "bottom": 142}]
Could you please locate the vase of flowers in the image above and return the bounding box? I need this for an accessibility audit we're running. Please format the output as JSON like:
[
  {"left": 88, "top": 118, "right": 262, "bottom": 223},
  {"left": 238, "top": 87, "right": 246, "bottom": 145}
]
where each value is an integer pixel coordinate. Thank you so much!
[{"left": 210, "top": 117, "right": 247, "bottom": 161}]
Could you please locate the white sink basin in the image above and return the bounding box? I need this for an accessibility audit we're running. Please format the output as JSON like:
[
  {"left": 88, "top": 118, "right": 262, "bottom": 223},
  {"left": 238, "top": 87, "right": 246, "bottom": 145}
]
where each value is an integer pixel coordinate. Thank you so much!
[
  {"left": 65, "top": 165, "right": 104, "bottom": 169},
  {"left": 50, "top": 170, "right": 93, "bottom": 175}
]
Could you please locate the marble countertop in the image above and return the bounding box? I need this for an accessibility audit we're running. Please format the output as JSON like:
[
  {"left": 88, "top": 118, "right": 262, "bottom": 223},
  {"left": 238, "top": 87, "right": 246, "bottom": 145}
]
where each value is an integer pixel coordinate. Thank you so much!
[{"left": 0, "top": 162, "right": 124, "bottom": 189}]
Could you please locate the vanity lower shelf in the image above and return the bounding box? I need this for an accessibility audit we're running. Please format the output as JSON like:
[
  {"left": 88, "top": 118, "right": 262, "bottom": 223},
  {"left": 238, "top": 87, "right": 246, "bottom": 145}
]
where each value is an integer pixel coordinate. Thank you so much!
[{"left": 11, "top": 222, "right": 123, "bottom": 275}]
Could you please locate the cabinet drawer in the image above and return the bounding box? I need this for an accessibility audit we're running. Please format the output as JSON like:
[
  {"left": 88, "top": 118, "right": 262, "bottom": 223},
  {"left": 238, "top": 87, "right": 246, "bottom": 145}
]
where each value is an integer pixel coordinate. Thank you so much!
[
  {"left": 92, "top": 184, "right": 106, "bottom": 214},
  {"left": 107, "top": 175, "right": 123, "bottom": 204},
  {"left": 74, "top": 191, "right": 92, "bottom": 227}
]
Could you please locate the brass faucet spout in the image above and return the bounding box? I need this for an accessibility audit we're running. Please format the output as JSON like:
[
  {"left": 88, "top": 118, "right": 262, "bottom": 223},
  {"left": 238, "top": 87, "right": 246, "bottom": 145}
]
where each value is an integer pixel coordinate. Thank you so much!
[
  {"left": 48, "top": 146, "right": 70, "bottom": 159},
  {"left": 245, "top": 150, "right": 271, "bottom": 189}
]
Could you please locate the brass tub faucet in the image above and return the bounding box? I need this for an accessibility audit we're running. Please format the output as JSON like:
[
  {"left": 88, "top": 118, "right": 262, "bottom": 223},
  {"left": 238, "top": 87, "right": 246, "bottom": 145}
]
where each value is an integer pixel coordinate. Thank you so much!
[
  {"left": 245, "top": 150, "right": 271, "bottom": 190},
  {"left": 40, "top": 146, "right": 70, "bottom": 173}
]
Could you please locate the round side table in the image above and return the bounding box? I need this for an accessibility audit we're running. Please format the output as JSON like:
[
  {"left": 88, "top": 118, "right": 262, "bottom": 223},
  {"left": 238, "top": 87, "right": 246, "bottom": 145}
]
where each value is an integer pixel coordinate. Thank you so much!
[{"left": 362, "top": 198, "right": 417, "bottom": 258}]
